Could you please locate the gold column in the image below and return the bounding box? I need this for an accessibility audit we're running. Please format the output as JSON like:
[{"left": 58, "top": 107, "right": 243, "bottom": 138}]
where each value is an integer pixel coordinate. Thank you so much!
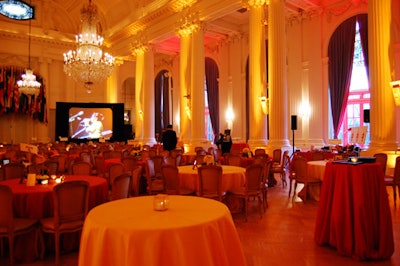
[
  {"left": 246, "top": 0, "right": 268, "bottom": 148},
  {"left": 190, "top": 23, "right": 206, "bottom": 144},
  {"left": 177, "top": 30, "right": 192, "bottom": 143},
  {"left": 267, "top": 0, "right": 290, "bottom": 149},
  {"left": 132, "top": 43, "right": 155, "bottom": 145},
  {"left": 368, "top": 0, "right": 397, "bottom": 151}
]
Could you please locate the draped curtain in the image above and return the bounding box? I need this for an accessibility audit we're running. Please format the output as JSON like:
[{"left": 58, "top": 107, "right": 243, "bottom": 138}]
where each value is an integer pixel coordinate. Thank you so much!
[
  {"left": 357, "top": 14, "right": 369, "bottom": 78},
  {"left": 154, "top": 70, "right": 170, "bottom": 135},
  {"left": 0, "top": 66, "right": 47, "bottom": 122},
  {"left": 205, "top": 58, "right": 219, "bottom": 142},
  {"left": 328, "top": 16, "right": 357, "bottom": 138}
]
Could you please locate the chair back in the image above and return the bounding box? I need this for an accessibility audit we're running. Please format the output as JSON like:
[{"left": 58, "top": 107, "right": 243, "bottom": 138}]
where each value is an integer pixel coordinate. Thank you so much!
[
  {"left": 53, "top": 154, "right": 68, "bottom": 174},
  {"left": 225, "top": 153, "right": 242, "bottom": 167},
  {"left": 0, "top": 184, "right": 13, "bottom": 229},
  {"left": 393, "top": 156, "right": 400, "bottom": 184},
  {"left": 170, "top": 149, "right": 183, "bottom": 158},
  {"left": 374, "top": 153, "right": 388, "bottom": 174},
  {"left": 131, "top": 165, "right": 143, "bottom": 196},
  {"left": 53, "top": 180, "right": 89, "bottom": 226},
  {"left": 253, "top": 154, "right": 268, "bottom": 166},
  {"left": 161, "top": 164, "right": 180, "bottom": 194},
  {"left": 195, "top": 154, "right": 205, "bottom": 166},
  {"left": 272, "top": 149, "right": 282, "bottom": 164},
  {"left": 197, "top": 165, "right": 223, "bottom": 201},
  {"left": 245, "top": 164, "right": 264, "bottom": 193},
  {"left": 254, "top": 148, "right": 266, "bottom": 156},
  {"left": 71, "top": 161, "right": 92, "bottom": 175},
  {"left": 3, "top": 163, "right": 25, "bottom": 180},
  {"left": 80, "top": 151, "right": 92, "bottom": 165},
  {"left": 121, "top": 157, "right": 138, "bottom": 172},
  {"left": 110, "top": 173, "right": 132, "bottom": 201},
  {"left": 108, "top": 163, "right": 126, "bottom": 187},
  {"left": 262, "top": 160, "right": 272, "bottom": 186},
  {"left": 291, "top": 156, "right": 308, "bottom": 180},
  {"left": 110, "top": 151, "right": 123, "bottom": 159},
  {"left": 45, "top": 160, "right": 59, "bottom": 176},
  {"left": 94, "top": 156, "right": 105, "bottom": 177},
  {"left": 149, "top": 156, "right": 164, "bottom": 178},
  {"left": 196, "top": 149, "right": 207, "bottom": 156},
  {"left": 311, "top": 151, "right": 324, "bottom": 161}
]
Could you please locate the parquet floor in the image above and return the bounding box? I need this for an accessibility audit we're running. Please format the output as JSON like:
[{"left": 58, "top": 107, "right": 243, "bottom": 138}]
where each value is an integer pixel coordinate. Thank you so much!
[{"left": 2, "top": 178, "right": 400, "bottom": 266}]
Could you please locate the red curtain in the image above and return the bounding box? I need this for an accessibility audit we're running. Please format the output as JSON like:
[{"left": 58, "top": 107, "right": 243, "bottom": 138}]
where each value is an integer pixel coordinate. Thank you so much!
[
  {"left": 205, "top": 57, "right": 219, "bottom": 142},
  {"left": 328, "top": 16, "right": 357, "bottom": 138}
]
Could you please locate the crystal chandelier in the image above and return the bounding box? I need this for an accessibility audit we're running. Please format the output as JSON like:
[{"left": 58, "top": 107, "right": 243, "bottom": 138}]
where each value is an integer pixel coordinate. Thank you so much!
[
  {"left": 63, "top": 0, "right": 114, "bottom": 93},
  {"left": 17, "top": 2, "right": 41, "bottom": 96}
]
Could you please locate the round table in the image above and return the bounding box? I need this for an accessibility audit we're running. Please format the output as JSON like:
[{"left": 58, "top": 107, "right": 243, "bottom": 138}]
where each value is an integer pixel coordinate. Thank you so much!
[
  {"left": 178, "top": 165, "right": 246, "bottom": 193},
  {"left": 307, "top": 160, "right": 327, "bottom": 180},
  {"left": 79, "top": 195, "right": 246, "bottom": 266},
  {"left": 0, "top": 175, "right": 108, "bottom": 263}
]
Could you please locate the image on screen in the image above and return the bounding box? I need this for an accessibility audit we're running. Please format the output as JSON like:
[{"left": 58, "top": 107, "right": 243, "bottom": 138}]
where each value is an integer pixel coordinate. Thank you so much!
[{"left": 69, "top": 107, "right": 113, "bottom": 139}]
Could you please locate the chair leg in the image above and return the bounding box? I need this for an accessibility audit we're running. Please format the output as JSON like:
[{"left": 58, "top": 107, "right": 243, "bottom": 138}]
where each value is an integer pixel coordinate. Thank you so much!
[
  {"left": 393, "top": 186, "right": 397, "bottom": 208},
  {"left": 8, "top": 236, "right": 14, "bottom": 266},
  {"left": 55, "top": 233, "right": 60, "bottom": 266},
  {"left": 288, "top": 179, "right": 292, "bottom": 198},
  {"left": 258, "top": 195, "right": 263, "bottom": 219}
]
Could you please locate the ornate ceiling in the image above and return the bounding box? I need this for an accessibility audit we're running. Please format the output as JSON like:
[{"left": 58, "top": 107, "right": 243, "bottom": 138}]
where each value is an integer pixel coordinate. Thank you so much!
[{"left": 0, "top": 0, "right": 366, "bottom": 61}]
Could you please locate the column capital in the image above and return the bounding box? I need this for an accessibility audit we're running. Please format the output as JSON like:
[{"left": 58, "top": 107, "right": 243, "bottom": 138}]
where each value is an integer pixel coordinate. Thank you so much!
[
  {"left": 243, "top": 0, "right": 266, "bottom": 9},
  {"left": 176, "top": 8, "right": 202, "bottom": 37}
]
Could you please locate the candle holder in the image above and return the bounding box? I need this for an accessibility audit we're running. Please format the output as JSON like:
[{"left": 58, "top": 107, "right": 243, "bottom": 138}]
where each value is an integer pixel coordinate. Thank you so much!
[{"left": 153, "top": 194, "right": 170, "bottom": 211}]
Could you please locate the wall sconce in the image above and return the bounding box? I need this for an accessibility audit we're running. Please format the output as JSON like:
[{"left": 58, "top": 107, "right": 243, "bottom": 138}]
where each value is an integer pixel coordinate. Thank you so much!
[
  {"left": 390, "top": 80, "right": 400, "bottom": 106},
  {"left": 225, "top": 108, "right": 234, "bottom": 129},
  {"left": 298, "top": 101, "right": 311, "bottom": 118},
  {"left": 259, "top": 96, "right": 269, "bottom": 115},
  {"left": 138, "top": 110, "right": 143, "bottom": 121}
]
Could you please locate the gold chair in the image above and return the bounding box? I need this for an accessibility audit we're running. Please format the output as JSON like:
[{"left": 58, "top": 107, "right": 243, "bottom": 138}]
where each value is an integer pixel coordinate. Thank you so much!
[
  {"left": 385, "top": 156, "right": 400, "bottom": 207},
  {"left": 374, "top": 153, "right": 388, "bottom": 175},
  {"left": 0, "top": 185, "right": 40, "bottom": 265},
  {"left": 230, "top": 164, "right": 264, "bottom": 221},
  {"left": 261, "top": 160, "right": 272, "bottom": 211},
  {"left": 108, "top": 163, "right": 126, "bottom": 189},
  {"left": 254, "top": 148, "right": 266, "bottom": 156},
  {"left": 145, "top": 158, "right": 164, "bottom": 195},
  {"left": 3, "top": 163, "right": 25, "bottom": 180},
  {"left": 290, "top": 155, "right": 322, "bottom": 202},
  {"left": 270, "top": 151, "right": 289, "bottom": 188},
  {"left": 224, "top": 153, "right": 242, "bottom": 167},
  {"left": 271, "top": 149, "right": 282, "bottom": 165},
  {"left": 110, "top": 173, "right": 132, "bottom": 201},
  {"left": 39, "top": 180, "right": 89, "bottom": 266},
  {"left": 71, "top": 161, "right": 92, "bottom": 175},
  {"left": 311, "top": 151, "right": 324, "bottom": 161},
  {"left": 161, "top": 164, "right": 194, "bottom": 195},
  {"left": 131, "top": 165, "right": 143, "bottom": 196},
  {"left": 197, "top": 165, "right": 225, "bottom": 202}
]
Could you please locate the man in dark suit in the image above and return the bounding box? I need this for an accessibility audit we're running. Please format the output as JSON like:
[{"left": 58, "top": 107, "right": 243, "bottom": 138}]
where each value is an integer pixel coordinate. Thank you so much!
[{"left": 161, "top": 124, "right": 177, "bottom": 151}]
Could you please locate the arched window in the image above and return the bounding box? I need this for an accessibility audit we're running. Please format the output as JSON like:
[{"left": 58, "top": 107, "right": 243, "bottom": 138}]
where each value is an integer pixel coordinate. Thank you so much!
[{"left": 328, "top": 14, "right": 369, "bottom": 147}]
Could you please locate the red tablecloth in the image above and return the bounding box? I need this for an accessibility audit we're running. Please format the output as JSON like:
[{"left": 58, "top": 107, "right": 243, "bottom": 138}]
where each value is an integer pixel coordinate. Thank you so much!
[
  {"left": 295, "top": 151, "right": 335, "bottom": 161},
  {"left": 314, "top": 162, "right": 394, "bottom": 260},
  {"left": 0, "top": 175, "right": 108, "bottom": 263}
]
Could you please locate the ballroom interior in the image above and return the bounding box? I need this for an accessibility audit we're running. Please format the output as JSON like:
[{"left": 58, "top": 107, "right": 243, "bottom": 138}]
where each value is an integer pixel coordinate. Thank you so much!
[{"left": 0, "top": 0, "right": 399, "bottom": 156}]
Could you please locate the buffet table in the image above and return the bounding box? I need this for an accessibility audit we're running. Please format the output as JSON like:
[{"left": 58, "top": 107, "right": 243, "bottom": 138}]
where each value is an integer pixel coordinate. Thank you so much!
[
  {"left": 314, "top": 162, "right": 394, "bottom": 260},
  {"left": 79, "top": 195, "right": 246, "bottom": 266}
]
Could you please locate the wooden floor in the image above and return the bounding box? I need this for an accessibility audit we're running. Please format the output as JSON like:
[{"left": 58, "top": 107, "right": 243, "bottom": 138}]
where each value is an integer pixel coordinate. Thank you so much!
[{"left": 2, "top": 178, "right": 400, "bottom": 266}]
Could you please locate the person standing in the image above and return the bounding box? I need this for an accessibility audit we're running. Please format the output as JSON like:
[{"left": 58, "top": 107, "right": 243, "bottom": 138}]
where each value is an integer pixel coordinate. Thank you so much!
[{"left": 161, "top": 124, "right": 177, "bottom": 151}]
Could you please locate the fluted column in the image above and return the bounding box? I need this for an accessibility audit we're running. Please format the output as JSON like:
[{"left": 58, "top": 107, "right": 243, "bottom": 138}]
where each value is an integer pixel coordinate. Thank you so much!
[
  {"left": 268, "top": 0, "right": 290, "bottom": 149},
  {"left": 133, "top": 44, "right": 156, "bottom": 145},
  {"left": 177, "top": 31, "right": 191, "bottom": 143},
  {"left": 368, "top": 0, "right": 397, "bottom": 151},
  {"left": 190, "top": 23, "right": 206, "bottom": 144},
  {"left": 246, "top": 0, "right": 268, "bottom": 148}
]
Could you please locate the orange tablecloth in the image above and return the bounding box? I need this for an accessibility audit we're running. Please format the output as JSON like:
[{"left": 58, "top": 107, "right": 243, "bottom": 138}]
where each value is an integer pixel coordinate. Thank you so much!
[
  {"left": 297, "top": 160, "right": 327, "bottom": 201},
  {"left": 178, "top": 165, "right": 246, "bottom": 193},
  {"left": 79, "top": 196, "right": 246, "bottom": 266},
  {"left": 314, "top": 162, "right": 394, "bottom": 260}
]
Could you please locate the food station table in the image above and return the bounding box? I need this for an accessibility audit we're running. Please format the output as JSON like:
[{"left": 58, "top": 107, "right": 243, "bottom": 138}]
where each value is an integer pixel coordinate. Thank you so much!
[
  {"left": 79, "top": 195, "right": 246, "bottom": 266},
  {"left": 314, "top": 162, "right": 394, "bottom": 260}
]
